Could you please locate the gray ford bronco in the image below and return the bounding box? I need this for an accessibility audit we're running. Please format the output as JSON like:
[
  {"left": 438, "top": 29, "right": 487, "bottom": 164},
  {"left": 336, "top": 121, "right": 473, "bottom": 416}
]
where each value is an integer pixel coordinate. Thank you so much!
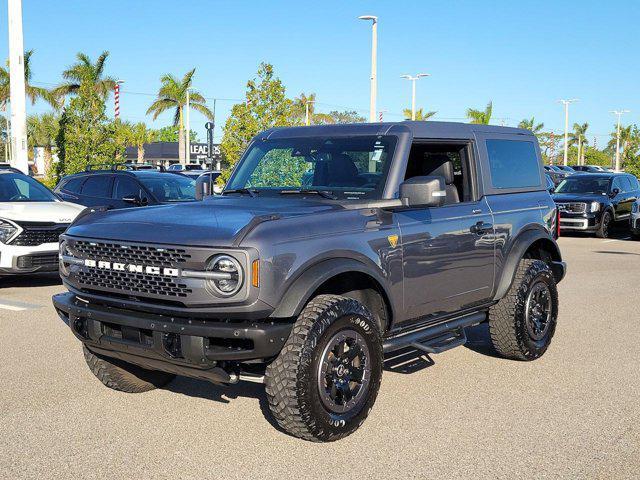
[{"left": 53, "top": 121, "right": 565, "bottom": 442}]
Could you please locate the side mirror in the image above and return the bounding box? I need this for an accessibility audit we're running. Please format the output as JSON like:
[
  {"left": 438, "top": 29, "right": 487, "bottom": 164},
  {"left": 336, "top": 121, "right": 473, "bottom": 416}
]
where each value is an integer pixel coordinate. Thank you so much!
[
  {"left": 399, "top": 175, "right": 446, "bottom": 208},
  {"left": 196, "top": 180, "right": 210, "bottom": 200},
  {"left": 610, "top": 188, "right": 620, "bottom": 198}
]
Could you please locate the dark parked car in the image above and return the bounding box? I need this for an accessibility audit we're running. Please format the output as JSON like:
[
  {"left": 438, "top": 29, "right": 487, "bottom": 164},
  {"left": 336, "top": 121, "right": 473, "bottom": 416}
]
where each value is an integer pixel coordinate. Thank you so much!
[
  {"left": 54, "top": 121, "right": 565, "bottom": 442},
  {"left": 572, "top": 165, "right": 609, "bottom": 173},
  {"left": 553, "top": 173, "right": 640, "bottom": 237},
  {"left": 55, "top": 168, "right": 197, "bottom": 209},
  {"left": 545, "top": 173, "right": 555, "bottom": 193},
  {"left": 543, "top": 165, "right": 569, "bottom": 185},
  {"left": 555, "top": 165, "right": 576, "bottom": 174}
]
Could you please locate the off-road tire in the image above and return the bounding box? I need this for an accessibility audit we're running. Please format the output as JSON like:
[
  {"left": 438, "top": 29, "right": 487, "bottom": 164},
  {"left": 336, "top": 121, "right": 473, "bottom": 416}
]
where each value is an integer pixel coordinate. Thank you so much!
[
  {"left": 265, "top": 294, "right": 383, "bottom": 442},
  {"left": 596, "top": 210, "right": 612, "bottom": 238},
  {"left": 488, "top": 259, "right": 558, "bottom": 361},
  {"left": 83, "top": 346, "right": 175, "bottom": 393}
]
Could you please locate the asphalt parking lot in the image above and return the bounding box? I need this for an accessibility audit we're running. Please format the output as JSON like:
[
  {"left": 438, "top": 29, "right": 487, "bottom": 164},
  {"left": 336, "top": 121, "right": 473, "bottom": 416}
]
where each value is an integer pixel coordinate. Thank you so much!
[{"left": 1, "top": 233, "right": 639, "bottom": 479}]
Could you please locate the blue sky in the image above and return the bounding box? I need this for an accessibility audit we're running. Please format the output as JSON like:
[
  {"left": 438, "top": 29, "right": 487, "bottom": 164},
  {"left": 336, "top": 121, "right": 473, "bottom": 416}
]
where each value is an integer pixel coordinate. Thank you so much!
[{"left": 1, "top": 0, "right": 638, "bottom": 145}]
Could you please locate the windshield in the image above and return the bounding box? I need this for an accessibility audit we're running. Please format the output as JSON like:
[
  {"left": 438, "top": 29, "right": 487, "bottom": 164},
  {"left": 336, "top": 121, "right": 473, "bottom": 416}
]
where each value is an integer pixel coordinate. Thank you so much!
[
  {"left": 138, "top": 175, "right": 196, "bottom": 202},
  {"left": 226, "top": 135, "right": 397, "bottom": 200},
  {"left": 555, "top": 177, "right": 610, "bottom": 195},
  {"left": 0, "top": 173, "right": 58, "bottom": 202}
]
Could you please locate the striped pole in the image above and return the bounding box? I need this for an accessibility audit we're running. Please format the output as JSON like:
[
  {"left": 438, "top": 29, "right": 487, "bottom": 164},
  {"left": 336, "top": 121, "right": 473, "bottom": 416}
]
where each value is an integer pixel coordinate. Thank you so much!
[{"left": 114, "top": 80, "right": 124, "bottom": 119}]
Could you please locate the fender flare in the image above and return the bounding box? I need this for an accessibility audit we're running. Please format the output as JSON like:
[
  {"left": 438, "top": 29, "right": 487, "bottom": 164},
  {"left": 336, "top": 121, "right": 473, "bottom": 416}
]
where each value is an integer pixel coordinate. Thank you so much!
[
  {"left": 494, "top": 227, "right": 563, "bottom": 301},
  {"left": 269, "top": 257, "right": 393, "bottom": 319}
]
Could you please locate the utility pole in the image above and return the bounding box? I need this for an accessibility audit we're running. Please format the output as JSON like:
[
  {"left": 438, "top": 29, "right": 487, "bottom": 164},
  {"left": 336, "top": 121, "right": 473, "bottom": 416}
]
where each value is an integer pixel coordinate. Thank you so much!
[
  {"left": 359, "top": 15, "right": 377, "bottom": 122},
  {"left": 558, "top": 99, "right": 578, "bottom": 166},
  {"left": 114, "top": 80, "right": 124, "bottom": 120},
  {"left": 185, "top": 88, "right": 190, "bottom": 166},
  {"left": 400, "top": 73, "right": 430, "bottom": 120},
  {"left": 305, "top": 99, "right": 315, "bottom": 126},
  {"left": 611, "top": 109, "right": 630, "bottom": 172},
  {"left": 7, "top": 0, "right": 29, "bottom": 174}
]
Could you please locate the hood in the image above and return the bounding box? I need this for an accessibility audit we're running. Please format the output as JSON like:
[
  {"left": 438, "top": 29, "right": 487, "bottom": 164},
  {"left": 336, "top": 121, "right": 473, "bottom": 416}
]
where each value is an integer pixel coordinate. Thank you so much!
[
  {"left": 65, "top": 196, "right": 342, "bottom": 247},
  {"left": 552, "top": 192, "right": 609, "bottom": 203},
  {"left": 0, "top": 200, "right": 85, "bottom": 223}
]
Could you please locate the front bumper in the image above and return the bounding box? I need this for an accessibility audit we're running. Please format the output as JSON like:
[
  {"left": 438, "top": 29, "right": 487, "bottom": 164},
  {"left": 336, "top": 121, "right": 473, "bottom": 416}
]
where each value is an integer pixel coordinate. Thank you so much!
[
  {"left": 0, "top": 242, "right": 59, "bottom": 274},
  {"left": 559, "top": 212, "right": 600, "bottom": 232},
  {"left": 53, "top": 292, "right": 292, "bottom": 382}
]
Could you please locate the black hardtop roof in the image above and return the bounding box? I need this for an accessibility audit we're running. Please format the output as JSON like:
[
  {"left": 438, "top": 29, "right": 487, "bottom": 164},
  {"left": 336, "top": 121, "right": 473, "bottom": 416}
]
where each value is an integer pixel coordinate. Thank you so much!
[
  {"left": 569, "top": 172, "right": 623, "bottom": 179},
  {"left": 259, "top": 121, "right": 531, "bottom": 140}
]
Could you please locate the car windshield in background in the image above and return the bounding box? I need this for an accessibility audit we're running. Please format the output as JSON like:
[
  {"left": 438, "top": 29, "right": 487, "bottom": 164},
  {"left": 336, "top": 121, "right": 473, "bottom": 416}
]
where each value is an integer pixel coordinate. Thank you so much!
[
  {"left": 0, "top": 173, "right": 58, "bottom": 202},
  {"left": 555, "top": 177, "right": 610, "bottom": 195},
  {"left": 226, "top": 136, "right": 397, "bottom": 200},
  {"left": 138, "top": 175, "right": 196, "bottom": 202}
]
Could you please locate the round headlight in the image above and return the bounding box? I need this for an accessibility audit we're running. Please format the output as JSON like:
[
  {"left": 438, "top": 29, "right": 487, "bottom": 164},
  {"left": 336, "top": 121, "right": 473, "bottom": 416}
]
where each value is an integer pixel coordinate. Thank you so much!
[
  {"left": 59, "top": 240, "right": 71, "bottom": 276},
  {"left": 206, "top": 254, "right": 243, "bottom": 296}
]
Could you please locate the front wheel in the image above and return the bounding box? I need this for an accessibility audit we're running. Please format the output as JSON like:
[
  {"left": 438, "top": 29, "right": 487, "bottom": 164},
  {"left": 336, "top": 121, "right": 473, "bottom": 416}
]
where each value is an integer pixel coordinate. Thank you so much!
[
  {"left": 596, "top": 210, "right": 612, "bottom": 238},
  {"left": 265, "top": 295, "right": 383, "bottom": 442}
]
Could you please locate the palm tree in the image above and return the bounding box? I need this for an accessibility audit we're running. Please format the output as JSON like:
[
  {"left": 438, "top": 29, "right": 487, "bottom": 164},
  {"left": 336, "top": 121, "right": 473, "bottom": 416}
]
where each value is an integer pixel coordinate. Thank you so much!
[
  {"left": 54, "top": 51, "right": 116, "bottom": 100},
  {"left": 0, "top": 50, "right": 58, "bottom": 107},
  {"left": 518, "top": 117, "right": 544, "bottom": 134},
  {"left": 607, "top": 124, "right": 634, "bottom": 166},
  {"left": 27, "top": 113, "right": 59, "bottom": 175},
  {"left": 403, "top": 108, "right": 437, "bottom": 121},
  {"left": 130, "top": 122, "right": 155, "bottom": 163},
  {"left": 146, "top": 68, "right": 213, "bottom": 162},
  {"left": 466, "top": 101, "right": 493, "bottom": 124},
  {"left": 569, "top": 122, "right": 589, "bottom": 165}
]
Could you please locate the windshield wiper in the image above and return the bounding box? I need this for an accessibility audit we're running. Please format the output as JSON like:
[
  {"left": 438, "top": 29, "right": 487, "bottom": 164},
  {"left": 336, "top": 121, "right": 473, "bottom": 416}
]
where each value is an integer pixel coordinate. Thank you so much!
[
  {"left": 279, "top": 188, "right": 337, "bottom": 200},
  {"left": 221, "top": 188, "right": 258, "bottom": 197}
]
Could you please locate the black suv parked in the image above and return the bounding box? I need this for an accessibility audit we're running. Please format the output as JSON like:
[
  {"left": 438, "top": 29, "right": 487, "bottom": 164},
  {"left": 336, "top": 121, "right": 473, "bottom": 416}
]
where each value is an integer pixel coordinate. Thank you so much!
[
  {"left": 53, "top": 122, "right": 565, "bottom": 442},
  {"left": 55, "top": 167, "right": 197, "bottom": 209},
  {"left": 553, "top": 172, "right": 640, "bottom": 237}
]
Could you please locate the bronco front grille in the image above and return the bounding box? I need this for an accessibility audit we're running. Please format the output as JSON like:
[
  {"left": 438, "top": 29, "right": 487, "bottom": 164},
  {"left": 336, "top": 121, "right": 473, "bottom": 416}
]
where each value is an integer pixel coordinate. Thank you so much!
[
  {"left": 76, "top": 270, "right": 192, "bottom": 297},
  {"left": 73, "top": 240, "right": 191, "bottom": 265},
  {"left": 11, "top": 222, "right": 69, "bottom": 246},
  {"left": 556, "top": 202, "right": 586, "bottom": 214}
]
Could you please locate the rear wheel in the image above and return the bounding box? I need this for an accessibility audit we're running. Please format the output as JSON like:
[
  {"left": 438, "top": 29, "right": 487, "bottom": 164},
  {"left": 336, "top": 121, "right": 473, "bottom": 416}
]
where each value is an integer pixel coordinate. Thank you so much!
[
  {"left": 265, "top": 294, "right": 383, "bottom": 442},
  {"left": 83, "top": 346, "right": 175, "bottom": 393},
  {"left": 488, "top": 259, "right": 558, "bottom": 361}
]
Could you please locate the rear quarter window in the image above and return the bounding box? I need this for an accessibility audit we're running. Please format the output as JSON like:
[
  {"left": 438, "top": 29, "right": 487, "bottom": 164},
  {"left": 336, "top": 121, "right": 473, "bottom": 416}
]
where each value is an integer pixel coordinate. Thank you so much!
[
  {"left": 60, "top": 177, "right": 85, "bottom": 193},
  {"left": 486, "top": 139, "right": 541, "bottom": 189}
]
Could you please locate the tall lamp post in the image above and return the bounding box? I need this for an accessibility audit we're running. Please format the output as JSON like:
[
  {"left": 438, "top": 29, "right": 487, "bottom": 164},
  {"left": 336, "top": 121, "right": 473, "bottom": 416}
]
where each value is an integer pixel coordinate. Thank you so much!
[
  {"left": 400, "top": 73, "right": 430, "bottom": 120},
  {"left": 558, "top": 99, "right": 578, "bottom": 166},
  {"left": 7, "top": 0, "right": 28, "bottom": 174},
  {"left": 358, "top": 15, "right": 378, "bottom": 123},
  {"left": 611, "top": 109, "right": 630, "bottom": 172}
]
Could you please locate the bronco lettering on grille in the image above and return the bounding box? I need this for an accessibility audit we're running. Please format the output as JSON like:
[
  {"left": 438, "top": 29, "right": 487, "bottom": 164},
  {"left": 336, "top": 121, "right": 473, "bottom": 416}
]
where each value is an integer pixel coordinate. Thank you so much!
[{"left": 83, "top": 259, "right": 179, "bottom": 277}]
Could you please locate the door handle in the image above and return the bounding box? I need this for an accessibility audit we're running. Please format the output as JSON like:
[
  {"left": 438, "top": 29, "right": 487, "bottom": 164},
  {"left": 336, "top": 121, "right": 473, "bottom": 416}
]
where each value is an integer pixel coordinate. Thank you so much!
[{"left": 470, "top": 221, "right": 493, "bottom": 234}]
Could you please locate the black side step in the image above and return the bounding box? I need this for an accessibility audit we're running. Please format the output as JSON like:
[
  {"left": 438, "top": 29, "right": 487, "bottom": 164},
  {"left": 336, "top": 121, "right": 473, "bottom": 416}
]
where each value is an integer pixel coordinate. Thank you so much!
[{"left": 383, "top": 311, "right": 486, "bottom": 354}]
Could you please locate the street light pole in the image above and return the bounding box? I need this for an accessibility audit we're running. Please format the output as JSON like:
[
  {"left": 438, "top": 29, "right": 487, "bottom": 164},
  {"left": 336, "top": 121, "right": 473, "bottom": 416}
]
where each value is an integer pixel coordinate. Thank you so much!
[
  {"left": 359, "top": 15, "right": 378, "bottom": 122},
  {"left": 558, "top": 99, "right": 578, "bottom": 166},
  {"left": 305, "top": 99, "right": 315, "bottom": 126},
  {"left": 611, "top": 109, "right": 630, "bottom": 172},
  {"left": 7, "top": 0, "right": 29, "bottom": 174},
  {"left": 401, "top": 73, "right": 430, "bottom": 120},
  {"left": 185, "top": 88, "right": 190, "bottom": 166}
]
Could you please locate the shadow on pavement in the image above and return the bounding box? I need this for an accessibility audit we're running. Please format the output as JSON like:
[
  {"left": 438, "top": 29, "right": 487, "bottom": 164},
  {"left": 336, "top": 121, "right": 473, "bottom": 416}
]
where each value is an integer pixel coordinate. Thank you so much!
[
  {"left": 163, "top": 375, "right": 285, "bottom": 433},
  {"left": 384, "top": 347, "right": 435, "bottom": 374},
  {"left": 0, "top": 272, "right": 61, "bottom": 288},
  {"left": 463, "top": 323, "right": 502, "bottom": 358}
]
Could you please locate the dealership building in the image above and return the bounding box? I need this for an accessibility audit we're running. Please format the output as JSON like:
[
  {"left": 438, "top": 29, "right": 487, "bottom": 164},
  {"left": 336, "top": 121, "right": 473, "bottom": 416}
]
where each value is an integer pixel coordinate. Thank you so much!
[{"left": 124, "top": 142, "right": 223, "bottom": 169}]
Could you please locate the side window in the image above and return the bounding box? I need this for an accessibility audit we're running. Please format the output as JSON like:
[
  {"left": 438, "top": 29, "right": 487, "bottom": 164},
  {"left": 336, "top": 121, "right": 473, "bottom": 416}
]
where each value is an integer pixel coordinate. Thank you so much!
[
  {"left": 486, "top": 140, "right": 541, "bottom": 189},
  {"left": 612, "top": 177, "right": 624, "bottom": 192},
  {"left": 629, "top": 176, "right": 640, "bottom": 190},
  {"left": 114, "top": 176, "right": 143, "bottom": 199},
  {"left": 620, "top": 177, "right": 633, "bottom": 192},
  {"left": 81, "top": 176, "right": 113, "bottom": 198},
  {"left": 404, "top": 142, "right": 473, "bottom": 204},
  {"left": 61, "top": 177, "right": 85, "bottom": 193}
]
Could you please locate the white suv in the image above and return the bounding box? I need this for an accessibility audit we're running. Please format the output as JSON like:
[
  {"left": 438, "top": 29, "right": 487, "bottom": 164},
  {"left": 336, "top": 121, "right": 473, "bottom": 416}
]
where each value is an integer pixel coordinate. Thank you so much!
[{"left": 0, "top": 170, "right": 84, "bottom": 275}]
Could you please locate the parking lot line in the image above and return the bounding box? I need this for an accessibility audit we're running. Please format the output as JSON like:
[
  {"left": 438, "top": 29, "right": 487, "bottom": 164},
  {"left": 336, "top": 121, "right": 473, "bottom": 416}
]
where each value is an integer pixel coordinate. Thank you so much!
[
  {"left": 602, "top": 237, "right": 631, "bottom": 243},
  {"left": 0, "top": 299, "right": 42, "bottom": 311}
]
